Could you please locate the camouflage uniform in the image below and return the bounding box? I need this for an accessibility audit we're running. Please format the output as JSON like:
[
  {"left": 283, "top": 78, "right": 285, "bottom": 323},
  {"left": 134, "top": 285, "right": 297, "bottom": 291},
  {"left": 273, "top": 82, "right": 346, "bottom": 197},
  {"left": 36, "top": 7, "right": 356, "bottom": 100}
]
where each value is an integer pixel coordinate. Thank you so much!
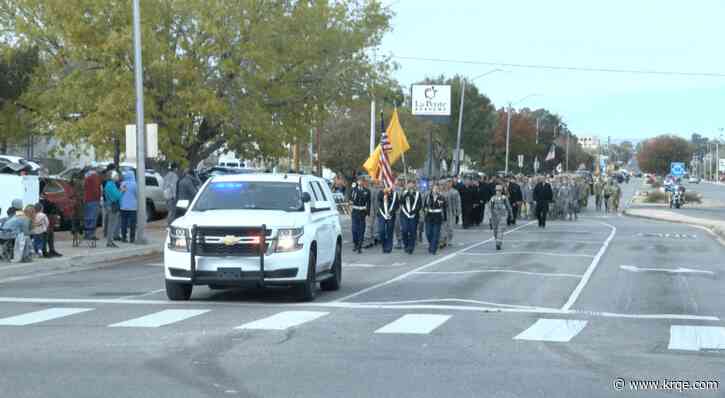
[
  {"left": 489, "top": 191, "right": 513, "bottom": 250},
  {"left": 593, "top": 178, "right": 604, "bottom": 211}
]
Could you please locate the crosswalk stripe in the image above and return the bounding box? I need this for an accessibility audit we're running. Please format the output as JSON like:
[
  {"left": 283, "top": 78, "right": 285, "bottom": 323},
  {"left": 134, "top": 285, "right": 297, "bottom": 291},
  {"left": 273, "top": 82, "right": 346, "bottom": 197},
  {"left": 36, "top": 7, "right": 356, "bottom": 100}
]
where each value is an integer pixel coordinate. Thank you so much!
[
  {"left": 668, "top": 325, "right": 725, "bottom": 351},
  {"left": 109, "top": 309, "right": 210, "bottom": 328},
  {"left": 236, "top": 311, "right": 328, "bottom": 330},
  {"left": 514, "top": 318, "right": 588, "bottom": 342},
  {"left": 0, "top": 308, "right": 93, "bottom": 326},
  {"left": 374, "top": 314, "right": 451, "bottom": 334}
]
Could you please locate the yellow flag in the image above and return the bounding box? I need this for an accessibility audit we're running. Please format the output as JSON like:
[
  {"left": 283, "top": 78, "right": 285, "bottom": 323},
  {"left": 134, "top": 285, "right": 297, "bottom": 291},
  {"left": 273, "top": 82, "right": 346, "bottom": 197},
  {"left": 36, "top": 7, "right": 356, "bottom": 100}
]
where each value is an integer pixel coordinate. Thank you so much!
[{"left": 362, "top": 109, "right": 410, "bottom": 179}]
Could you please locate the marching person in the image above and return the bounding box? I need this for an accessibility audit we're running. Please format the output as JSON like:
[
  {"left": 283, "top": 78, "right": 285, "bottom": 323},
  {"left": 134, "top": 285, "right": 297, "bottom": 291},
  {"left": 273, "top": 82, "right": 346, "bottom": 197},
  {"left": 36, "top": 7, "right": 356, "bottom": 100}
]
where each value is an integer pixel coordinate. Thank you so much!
[
  {"left": 479, "top": 176, "right": 494, "bottom": 227},
  {"left": 399, "top": 179, "right": 422, "bottom": 254},
  {"left": 489, "top": 184, "right": 513, "bottom": 250},
  {"left": 423, "top": 183, "right": 447, "bottom": 255},
  {"left": 394, "top": 177, "right": 405, "bottom": 250},
  {"left": 593, "top": 176, "right": 604, "bottom": 212},
  {"left": 533, "top": 176, "right": 554, "bottom": 228},
  {"left": 603, "top": 178, "right": 614, "bottom": 214},
  {"left": 612, "top": 179, "right": 623, "bottom": 212},
  {"left": 366, "top": 179, "right": 382, "bottom": 247},
  {"left": 457, "top": 176, "right": 475, "bottom": 229},
  {"left": 350, "top": 175, "right": 371, "bottom": 254},
  {"left": 377, "top": 185, "right": 399, "bottom": 254},
  {"left": 443, "top": 178, "right": 461, "bottom": 248},
  {"left": 507, "top": 177, "right": 523, "bottom": 226}
]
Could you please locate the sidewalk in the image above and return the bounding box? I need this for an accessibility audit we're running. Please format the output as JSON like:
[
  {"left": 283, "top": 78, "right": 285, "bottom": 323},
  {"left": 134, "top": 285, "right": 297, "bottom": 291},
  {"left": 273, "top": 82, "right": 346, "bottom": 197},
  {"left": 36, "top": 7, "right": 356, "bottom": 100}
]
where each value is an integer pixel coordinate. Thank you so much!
[
  {"left": 623, "top": 207, "right": 725, "bottom": 245},
  {"left": 0, "top": 221, "right": 167, "bottom": 281}
]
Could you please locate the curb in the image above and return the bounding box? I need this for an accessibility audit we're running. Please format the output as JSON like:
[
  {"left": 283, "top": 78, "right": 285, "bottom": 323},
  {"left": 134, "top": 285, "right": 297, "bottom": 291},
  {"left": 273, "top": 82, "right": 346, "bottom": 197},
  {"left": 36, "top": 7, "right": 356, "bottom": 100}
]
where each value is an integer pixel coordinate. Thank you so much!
[
  {"left": 0, "top": 244, "right": 163, "bottom": 281},
  {"left": 622, "top": 209, "right": 725, "bottom": 247}
]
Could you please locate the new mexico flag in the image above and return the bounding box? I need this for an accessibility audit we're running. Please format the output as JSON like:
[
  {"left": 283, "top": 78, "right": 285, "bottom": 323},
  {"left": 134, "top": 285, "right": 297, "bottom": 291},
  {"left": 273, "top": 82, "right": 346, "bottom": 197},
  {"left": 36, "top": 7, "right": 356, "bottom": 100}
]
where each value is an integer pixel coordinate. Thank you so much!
[{"left": 363, "top": 109, "right": 410, "bottom": 179}]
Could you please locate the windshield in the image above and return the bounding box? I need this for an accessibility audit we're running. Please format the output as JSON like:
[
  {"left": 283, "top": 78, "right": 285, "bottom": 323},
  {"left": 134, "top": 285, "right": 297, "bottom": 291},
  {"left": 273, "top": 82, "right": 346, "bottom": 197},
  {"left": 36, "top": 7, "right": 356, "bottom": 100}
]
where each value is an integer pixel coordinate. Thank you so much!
[{"left": 193, "top": 181, "right": 303, "bottom": 212}]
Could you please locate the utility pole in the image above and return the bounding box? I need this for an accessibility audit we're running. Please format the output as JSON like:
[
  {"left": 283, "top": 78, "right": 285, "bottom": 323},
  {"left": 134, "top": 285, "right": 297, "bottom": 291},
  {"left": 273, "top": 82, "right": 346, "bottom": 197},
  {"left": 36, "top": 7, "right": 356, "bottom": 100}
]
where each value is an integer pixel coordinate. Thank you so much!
[
  {"left": 316, "top": 127, "right": 322, "bottom": 177},
  {"left": 565, "top": 129, "right": 570, "bottom": 172},
  {"left": 504, "top": 102, "right": 512, "bottom": 175},
  {"left": 454, "top": 79, "right": 466, "bottom": 176},
  {"left": 535, "top": 117, "right": 540, "bottom": 145},
  {"left": 132, "top": 0, "right": 147, "bottom": 244}
]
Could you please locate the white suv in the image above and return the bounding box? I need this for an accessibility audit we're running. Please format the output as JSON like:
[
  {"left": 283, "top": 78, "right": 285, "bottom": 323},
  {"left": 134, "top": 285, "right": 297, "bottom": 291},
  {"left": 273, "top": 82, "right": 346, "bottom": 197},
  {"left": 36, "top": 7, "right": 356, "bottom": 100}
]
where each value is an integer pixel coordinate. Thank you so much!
[{"left": 164, "top": 173, "right": 342, "bottom": 301}]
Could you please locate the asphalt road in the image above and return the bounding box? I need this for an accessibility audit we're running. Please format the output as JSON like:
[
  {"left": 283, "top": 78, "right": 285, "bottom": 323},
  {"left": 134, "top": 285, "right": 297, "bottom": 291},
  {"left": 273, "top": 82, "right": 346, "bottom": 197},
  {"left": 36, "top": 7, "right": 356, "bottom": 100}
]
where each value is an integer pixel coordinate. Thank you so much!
[{"left": 0, "top": 181, "right": 723, "bottom": 398}]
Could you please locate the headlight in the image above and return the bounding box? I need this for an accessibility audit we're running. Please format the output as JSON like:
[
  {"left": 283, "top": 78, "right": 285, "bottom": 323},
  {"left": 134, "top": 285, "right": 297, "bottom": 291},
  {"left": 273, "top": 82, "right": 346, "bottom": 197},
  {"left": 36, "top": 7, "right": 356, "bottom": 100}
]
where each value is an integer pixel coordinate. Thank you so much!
[
  {"left": 168, "top": 227, "right": 190, "bottom": 252},
  {"left": 275, "top": 228, "right": 304, "bottom": 253}
]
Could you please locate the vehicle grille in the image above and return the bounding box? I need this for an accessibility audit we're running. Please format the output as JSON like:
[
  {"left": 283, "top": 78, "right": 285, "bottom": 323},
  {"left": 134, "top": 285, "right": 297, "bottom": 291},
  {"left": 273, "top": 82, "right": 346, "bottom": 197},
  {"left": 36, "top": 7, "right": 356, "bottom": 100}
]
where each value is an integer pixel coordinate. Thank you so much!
[
  {"left": 197, "top": 242, "right": 269, "bottom": 257},
  {"left": 193, "top": 226, "right": 272, "bottom": 257}
]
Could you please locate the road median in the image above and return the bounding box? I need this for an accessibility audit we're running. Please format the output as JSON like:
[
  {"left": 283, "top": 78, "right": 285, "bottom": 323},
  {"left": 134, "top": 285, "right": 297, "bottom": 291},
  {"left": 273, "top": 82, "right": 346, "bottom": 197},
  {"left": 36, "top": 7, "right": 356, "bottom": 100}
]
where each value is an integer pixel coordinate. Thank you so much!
[{"left": 623, "top": 207, "right": 725, "bottom": 246}]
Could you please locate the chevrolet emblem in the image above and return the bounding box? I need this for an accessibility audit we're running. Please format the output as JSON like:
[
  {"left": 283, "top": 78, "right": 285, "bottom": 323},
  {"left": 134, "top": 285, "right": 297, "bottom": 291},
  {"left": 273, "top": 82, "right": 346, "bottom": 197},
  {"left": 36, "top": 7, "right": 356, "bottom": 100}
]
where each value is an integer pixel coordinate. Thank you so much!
[{"left": 221, "top": 235, "right": 240, "bottom": 246}]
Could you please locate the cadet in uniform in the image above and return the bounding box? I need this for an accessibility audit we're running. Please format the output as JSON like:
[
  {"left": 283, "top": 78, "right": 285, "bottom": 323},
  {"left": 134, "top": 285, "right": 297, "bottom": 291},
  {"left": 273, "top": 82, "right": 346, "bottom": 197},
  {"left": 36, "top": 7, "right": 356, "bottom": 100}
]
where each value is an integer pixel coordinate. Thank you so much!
[
  {"left": 424, "top": 183, "right": 447, "bottom": 255},
  {"left": 458, "top": 177, "right": 475, "bottom": 229},
  {"left": 377, "top": 186, "right": 399, "bottom": 253},
  {"left": 533, "top": 176, "right": 554, "bottom": 228},
  {"left": 394, "top": 177, "right": 405, "bottom": 249},
  {"left": 350, "top": 175, "right": 371, "bottom": 254},
  {"left": 489, "top": 184, "right": 513, "bottom": 250},
  {"left": 365, "top": 179, "right": 382, "bottom": 247},
  {"left": 507, "top": 177, "right": 523, "bottom": 226},
  {"left": 612, "top": 180, "right": 622, "bottom": 212},
  {"left": 399, "top": 179, "right": 422, "bottom": 254},
  {"left": 442, "top": 178, "right": 461, "bottom": 248}
]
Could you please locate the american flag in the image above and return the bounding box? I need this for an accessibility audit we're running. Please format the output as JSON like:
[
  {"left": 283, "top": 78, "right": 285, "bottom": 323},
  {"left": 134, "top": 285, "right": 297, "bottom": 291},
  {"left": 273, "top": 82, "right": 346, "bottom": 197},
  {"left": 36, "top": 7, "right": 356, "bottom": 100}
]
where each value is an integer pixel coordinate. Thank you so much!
[{"left": 377, "top": 112, "right": 395, "bottom": 188}]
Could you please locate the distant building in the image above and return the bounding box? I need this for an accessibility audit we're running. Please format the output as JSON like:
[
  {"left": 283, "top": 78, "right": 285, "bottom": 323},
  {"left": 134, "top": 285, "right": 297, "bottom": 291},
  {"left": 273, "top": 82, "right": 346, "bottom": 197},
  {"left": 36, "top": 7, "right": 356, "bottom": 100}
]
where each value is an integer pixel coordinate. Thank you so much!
[{"left": 578, "top": 136, "right": 600, "bottom": 152}]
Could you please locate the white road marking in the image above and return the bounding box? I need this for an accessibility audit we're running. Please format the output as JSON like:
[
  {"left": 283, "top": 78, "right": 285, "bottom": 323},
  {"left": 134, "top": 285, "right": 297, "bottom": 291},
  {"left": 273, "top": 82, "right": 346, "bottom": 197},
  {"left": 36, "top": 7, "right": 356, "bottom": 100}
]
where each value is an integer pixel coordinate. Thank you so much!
[
  {"left": 374, "top": 314, "right": 451, "bottom": 334},
  {"left": 413, "top": 270, "right": 583, "bottom": 278},
  {"left": 508, "top": 239, "right": 603, "bottom": 244},
  {"left": 668, "top": 325, "right": 725, "bottom": 351},
  {"left": 0, "top": 308, "right": 93, "bottom": 326},
  {"left": 236, "top": 311, "right": 328, "bottom": 330},
  {"left": 116, "top": 288, "right": 167, "bottom": 300},
  {"left": 109, "top": 309, "right": 210, "bottom": 328},
  {"left": 514, "top": 318, "right": 588, "bottom": 342},
  {"left": 620, "top": 265, "right": 715, "bottom": 276},
  {"left": 348, "top": 298, "right": 535, "bottom": 309},
  {"left": 331, "top": 222, "right": 536, "bottom": 303},
  {"left": 560, "top": 221, "right": 617, "bottom": 311},
  {"left": 461, "top": 251, "right": 594, "bottom": 258}
]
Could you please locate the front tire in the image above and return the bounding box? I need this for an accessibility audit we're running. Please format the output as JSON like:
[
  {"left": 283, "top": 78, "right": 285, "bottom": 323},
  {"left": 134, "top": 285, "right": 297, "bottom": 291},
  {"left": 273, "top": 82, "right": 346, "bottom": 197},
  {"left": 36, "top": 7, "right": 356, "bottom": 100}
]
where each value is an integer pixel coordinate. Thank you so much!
[
  {"left": 166, "top": 279, "right": 192, "bottom": 301},
  {"left": 321, "top": 241, "right": 342, "bottom": 291},
  {"left": 297, "top": 248, "right": 317, "bottom": 301}
]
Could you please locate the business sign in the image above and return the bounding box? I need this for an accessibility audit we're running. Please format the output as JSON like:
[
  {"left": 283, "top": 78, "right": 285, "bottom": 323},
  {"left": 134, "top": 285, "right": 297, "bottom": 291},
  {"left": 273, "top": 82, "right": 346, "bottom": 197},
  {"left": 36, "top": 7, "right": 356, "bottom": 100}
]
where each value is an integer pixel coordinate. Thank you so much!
[
  {"left": 411, "top": 85, "right": 451, "bottom": 116},
  {"left": 670, "top": 162, "right": 685, "bottom": 177},
  {"left": 720, "top": 159, "right": 725, "bottom": 172}
]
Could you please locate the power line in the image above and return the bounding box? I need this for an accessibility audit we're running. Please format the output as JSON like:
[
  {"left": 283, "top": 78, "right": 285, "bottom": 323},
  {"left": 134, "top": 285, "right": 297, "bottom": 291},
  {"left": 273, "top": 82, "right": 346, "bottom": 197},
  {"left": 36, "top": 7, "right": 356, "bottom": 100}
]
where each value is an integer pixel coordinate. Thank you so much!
[{"left": 391, "top": 55, "right": 725, "bottom": 78}]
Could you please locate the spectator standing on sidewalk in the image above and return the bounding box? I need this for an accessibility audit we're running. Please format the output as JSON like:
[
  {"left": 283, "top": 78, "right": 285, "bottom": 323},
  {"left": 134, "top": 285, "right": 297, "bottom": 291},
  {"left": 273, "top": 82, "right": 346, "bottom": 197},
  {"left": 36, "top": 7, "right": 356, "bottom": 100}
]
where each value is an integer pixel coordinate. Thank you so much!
[
  {"left": 70, "top": 171, "right": 85, "bottom": 246},
  {"left": 120, "top": 170, "right": 138, "bottom": 243},
  {"left": 4, "top": 200, "right": 32, "bottom": 262},
  {"left": 30, "top": 203, "right": 49, "bottom": 257},
  {"left": 177, "top": 167, "right": 199, "bottom": 202},
  {"left": 102, "top": 163, "right": 117, "bottom": 239},
  {"left": 103, "top": 171, "right": 123, "bottom": 248},
  {"left": 83, "top": 168, "right": 103, "bottom": 240},
  {"left": 163, "top": 163, "right": 179, "bottom": 225}
]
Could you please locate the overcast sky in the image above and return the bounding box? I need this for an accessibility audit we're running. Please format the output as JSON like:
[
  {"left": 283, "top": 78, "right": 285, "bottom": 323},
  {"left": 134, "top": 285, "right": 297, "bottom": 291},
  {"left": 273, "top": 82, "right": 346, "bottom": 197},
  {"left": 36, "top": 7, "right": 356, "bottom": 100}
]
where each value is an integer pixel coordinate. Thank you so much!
[{"left": 379, "top": 0, "right": 725, "bottom": 143}]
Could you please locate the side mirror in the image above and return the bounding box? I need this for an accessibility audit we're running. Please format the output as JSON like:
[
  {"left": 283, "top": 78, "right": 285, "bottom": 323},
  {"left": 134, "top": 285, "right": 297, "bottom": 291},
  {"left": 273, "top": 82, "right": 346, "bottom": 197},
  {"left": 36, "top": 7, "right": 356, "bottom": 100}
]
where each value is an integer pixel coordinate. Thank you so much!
[
  {"left": 301, "top": 192, "right": 312, "bottom": 203},
  {"left": 176, "top": 199, "right": 190, "bottom": 210}
]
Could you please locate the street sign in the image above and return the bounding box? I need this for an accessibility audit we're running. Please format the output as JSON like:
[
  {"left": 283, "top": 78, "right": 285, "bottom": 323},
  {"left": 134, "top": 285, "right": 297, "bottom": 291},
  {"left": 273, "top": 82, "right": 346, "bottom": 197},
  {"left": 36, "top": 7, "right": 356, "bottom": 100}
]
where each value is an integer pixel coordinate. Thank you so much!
[
  {"left": 125, "top": 123, "right": 159, "bottom": 160},
  {"left": 517, "top": 154, "right": 524, "bottom": 168},
  {"left": 670, "top": 162, "right": 685, "bottom": 177}
]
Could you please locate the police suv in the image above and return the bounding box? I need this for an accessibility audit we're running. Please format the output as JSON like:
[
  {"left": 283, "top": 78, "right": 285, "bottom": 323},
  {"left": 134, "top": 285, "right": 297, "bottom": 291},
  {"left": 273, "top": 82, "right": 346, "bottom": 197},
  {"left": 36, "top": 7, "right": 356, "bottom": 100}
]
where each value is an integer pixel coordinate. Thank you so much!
[{"left": 164, "top": 173, "right": 343, "bottom": 301}]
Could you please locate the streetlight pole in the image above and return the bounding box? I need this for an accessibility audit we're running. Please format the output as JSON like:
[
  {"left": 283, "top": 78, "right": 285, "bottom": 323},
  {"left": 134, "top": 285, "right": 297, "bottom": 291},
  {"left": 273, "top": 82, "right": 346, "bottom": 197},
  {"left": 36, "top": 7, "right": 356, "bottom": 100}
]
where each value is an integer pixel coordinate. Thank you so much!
[
  {"left": 453, "top": 69, "right": 502, "bottom": 175},
  {"left": 132, "top": 0, "right": 147, "bottom": 244}
]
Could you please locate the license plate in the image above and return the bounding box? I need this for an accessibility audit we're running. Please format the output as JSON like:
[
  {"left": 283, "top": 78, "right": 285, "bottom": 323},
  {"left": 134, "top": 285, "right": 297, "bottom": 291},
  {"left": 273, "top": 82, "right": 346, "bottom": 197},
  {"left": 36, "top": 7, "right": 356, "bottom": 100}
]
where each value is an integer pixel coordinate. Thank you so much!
[{"left": 218, "top": 267, "right": 242, "bottom": 279}]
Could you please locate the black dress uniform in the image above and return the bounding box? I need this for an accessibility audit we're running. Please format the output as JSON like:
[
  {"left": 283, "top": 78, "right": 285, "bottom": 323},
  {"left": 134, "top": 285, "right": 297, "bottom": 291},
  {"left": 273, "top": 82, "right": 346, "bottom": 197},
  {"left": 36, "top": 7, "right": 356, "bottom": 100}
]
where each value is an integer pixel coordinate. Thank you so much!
[
  {"left": 424, "top": 191, "right": 447, "bottom": 255},
  {"left": 458, "top": 183, "right": 476, "bottom": 229},
  {"left": 507, "top": 181, "right": 523, "bottom": 226},
  {"left": 350, "top": 183, "right": 371, "bottom": 253},
  {"left": 533, "top": 180, "right": 554, "bottom": 228},
  {"left": 479, "top": 181, "right": 494, "bottom": 226},
  {"left": 377, "top": 190, "right": 399, "bottom": 253},
  {"left": 399, "top": 189, "right": 423, "bottom": 254}
]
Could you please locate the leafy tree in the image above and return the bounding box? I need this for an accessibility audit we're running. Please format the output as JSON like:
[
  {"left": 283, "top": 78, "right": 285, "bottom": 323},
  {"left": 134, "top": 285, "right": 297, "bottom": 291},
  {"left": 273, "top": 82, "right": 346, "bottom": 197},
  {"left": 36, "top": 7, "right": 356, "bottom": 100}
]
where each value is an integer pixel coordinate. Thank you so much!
[
  {"left": 0, "top": 45, "right": 39, "bottom": 152},
  {"left": 0, "top": 0, "right": 392, "bottom": 166},
  {"left": 637, "top": 135, "right": 694, "bottom": 175}
]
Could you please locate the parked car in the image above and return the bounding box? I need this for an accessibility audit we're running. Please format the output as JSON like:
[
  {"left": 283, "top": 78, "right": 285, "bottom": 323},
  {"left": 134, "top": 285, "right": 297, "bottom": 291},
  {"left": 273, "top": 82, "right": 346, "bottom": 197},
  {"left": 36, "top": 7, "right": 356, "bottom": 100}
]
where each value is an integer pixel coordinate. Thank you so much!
[
  {"left": 688, "top": 176, "right": 700, "bottom": 184},
  {"left": 0, "top": 155, "right": 41, "bottom": 173},
  {"left": 54, "top": 163, "right": 167, "bottom": 221},
  {"left": 40, "top": 177, "right": 102, "bottom": 230}
]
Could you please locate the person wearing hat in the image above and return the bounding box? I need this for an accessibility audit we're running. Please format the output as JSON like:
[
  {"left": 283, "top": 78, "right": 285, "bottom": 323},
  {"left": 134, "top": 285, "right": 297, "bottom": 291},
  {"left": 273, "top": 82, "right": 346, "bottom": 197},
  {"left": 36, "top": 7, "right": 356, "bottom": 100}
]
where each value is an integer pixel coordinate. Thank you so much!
[
  {"left": 489, "top": 184, "right": 513, "bottom": 250},
  {"left": 349, "top": 175, "right": 371, "bottom": 254},
  {"left": 423, "top": 182, "right": 447, "bottom": 255},
  {"left": 443, "top": 178, "right": 461, "bottom": 248},
  {"left": 533, "top": 176, "right": 554, "bottom": 228},
  {"left": 399, "top": 179, "right": 422, "bottom": 254},
  {"left": 457, "top": 176, "right": 475, "bottom": 229},
  {"left": 376, "top": 185, "right": 399, "bottom": 254}
]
